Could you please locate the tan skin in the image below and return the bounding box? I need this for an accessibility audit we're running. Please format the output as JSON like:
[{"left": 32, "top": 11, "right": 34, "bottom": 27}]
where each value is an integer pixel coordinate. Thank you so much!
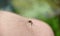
[{"left": 0, "top": 11, "right": 54, "bottom": 36}]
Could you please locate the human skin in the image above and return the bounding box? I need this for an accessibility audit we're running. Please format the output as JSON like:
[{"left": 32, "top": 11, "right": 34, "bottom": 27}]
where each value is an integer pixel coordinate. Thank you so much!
[{"left": 0, "top": 11, "right": 54, "bottom": 36}]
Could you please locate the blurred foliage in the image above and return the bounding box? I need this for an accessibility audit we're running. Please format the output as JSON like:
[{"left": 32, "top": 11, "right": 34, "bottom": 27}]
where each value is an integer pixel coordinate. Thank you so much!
[
  {"left": 12, "top": 0, "right": 60, "bottom": 36},
  {"left": 0, "top": 0, "right": 60, "bottom": 36}
]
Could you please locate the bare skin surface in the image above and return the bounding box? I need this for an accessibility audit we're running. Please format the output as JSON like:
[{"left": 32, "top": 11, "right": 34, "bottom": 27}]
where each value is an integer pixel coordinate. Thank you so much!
[{"left": 0, "top": 11, "right": 54, "bottom": 36}]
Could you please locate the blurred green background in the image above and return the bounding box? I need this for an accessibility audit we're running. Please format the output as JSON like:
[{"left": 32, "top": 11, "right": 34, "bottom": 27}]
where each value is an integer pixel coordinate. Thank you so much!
[{"left": 0, "top": 0, "right": 60, "bottom": 36}]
